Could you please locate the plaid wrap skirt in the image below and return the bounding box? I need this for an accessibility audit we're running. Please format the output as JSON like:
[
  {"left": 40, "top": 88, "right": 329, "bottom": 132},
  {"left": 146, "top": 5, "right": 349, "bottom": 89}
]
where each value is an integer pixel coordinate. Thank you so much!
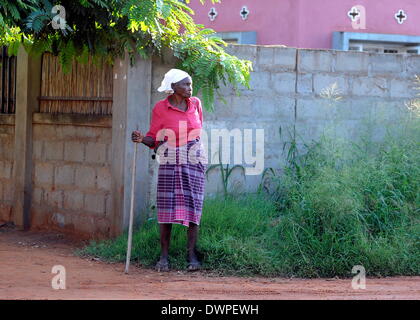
[{"left": 156, "top": 139, "right": 207, "bottom": 226}]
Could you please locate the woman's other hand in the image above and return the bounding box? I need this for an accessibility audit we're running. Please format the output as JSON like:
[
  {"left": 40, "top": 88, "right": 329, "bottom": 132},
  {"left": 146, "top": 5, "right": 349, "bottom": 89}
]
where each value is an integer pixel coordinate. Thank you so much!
[{"left": 131, "top": 130, "right": 144, "bottom": 143}]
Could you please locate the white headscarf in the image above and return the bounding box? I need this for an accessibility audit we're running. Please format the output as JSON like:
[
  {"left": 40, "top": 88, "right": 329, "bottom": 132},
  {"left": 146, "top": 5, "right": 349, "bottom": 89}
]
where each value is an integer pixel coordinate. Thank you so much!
[{"left": 157, "top": 69, "right": 191, "bottom": 94}]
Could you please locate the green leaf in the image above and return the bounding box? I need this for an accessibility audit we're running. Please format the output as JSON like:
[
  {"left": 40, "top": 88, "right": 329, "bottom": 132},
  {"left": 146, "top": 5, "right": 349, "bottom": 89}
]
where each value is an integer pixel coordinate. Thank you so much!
[{"left": 226, "top": 165, "right": 246, "bottom": 181}]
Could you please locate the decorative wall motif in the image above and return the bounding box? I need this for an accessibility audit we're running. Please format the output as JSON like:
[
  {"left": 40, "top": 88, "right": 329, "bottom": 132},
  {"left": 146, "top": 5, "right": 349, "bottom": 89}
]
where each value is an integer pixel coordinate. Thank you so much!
[
  {"left": 395, "top": 9, "right": 407, "bottom": 24},
  {"left": 240, "top": 6, "right": 249, "bottom": 20},
  {"left": 208, "top": 7, "right": 218, "bottom": 21},
  {"left": 347, "top": 7, "right": 360, "bottom": 22}
]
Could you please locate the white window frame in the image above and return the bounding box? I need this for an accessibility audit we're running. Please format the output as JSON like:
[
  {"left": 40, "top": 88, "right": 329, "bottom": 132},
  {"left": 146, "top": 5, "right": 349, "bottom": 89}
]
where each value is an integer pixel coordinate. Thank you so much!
[
  {"left": 212, "top": 31, "right": 257, "bottom": 45},
  {"left": 348, "top": 41, "right": 420, "bottom": 54},
  {"left": 333, "top": 32, "right": 420, "bottom": 54}
]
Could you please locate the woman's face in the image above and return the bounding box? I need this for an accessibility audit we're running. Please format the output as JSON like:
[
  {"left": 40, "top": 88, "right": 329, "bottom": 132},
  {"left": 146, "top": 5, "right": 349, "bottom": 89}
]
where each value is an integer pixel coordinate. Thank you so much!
[{"left": 172, "top": 77, "right": 192, "bottom": 98}]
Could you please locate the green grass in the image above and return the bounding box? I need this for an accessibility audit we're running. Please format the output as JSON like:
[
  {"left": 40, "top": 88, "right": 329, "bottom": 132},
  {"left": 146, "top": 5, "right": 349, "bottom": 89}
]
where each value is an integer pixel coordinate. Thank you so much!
[
  {"left": 78, "top": 116, "right": 420, "bottom": 278},
  {"left": 77, "top": 194, "right": 281, "bottom": 275},
  {"left": 269, "top": 116, "right": 420, "bottom": 277}
]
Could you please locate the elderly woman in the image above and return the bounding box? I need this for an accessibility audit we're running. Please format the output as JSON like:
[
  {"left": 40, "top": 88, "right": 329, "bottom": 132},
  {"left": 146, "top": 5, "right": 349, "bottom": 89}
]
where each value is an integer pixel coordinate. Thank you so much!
[{"left": 131, "top": 69, "right": 207, "bottom": 272}]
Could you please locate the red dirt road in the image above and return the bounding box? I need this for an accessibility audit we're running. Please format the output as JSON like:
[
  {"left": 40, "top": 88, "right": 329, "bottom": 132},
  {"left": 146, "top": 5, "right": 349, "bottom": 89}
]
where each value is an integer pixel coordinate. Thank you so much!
[{"left": 1, "top": 228, "right": 419, "bottom": 300}]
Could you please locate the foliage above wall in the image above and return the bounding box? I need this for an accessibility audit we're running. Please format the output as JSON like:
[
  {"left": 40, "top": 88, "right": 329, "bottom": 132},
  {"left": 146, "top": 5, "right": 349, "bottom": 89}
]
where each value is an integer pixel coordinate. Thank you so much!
[{"left": 0, "top": 0, "right": 252, "bottom": 111}]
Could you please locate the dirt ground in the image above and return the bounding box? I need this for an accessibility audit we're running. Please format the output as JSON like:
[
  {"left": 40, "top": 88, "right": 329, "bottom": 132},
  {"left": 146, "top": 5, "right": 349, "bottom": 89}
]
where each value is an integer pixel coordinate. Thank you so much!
[{"left": 0, "top": 226, "right": 419, "bottom": 300}]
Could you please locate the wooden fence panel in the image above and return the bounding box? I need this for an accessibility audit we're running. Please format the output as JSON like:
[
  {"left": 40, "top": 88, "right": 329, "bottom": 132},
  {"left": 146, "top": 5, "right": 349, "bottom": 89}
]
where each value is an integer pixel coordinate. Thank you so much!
[
  {"left": 0, "top": 46, "right": 17, "bottom": 114},
  {"left": 40, "top": 53, "right": 113, "bottom": 115}
]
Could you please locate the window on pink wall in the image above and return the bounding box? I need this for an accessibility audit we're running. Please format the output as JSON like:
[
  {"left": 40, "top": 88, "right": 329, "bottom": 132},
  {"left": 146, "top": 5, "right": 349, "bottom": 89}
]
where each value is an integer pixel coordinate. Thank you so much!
[
  {"left": 212, "top": 31, "right": 257, "bottom": 45},
  {"left": 333, "top": 32, "right": 420, "bottom": 55}
]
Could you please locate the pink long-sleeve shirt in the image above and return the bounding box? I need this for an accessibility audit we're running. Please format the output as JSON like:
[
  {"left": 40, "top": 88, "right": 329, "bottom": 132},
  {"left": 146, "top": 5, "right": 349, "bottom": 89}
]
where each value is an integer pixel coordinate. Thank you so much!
[{"left": 145, "top": 96, "right": 203, "bottom": 148}]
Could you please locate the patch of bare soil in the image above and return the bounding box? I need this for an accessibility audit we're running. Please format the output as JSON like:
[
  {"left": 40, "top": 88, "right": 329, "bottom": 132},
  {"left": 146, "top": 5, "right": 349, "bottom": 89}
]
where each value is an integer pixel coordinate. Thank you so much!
[{"left": 1, "top": 226, "right": 419, "bottom": 300}]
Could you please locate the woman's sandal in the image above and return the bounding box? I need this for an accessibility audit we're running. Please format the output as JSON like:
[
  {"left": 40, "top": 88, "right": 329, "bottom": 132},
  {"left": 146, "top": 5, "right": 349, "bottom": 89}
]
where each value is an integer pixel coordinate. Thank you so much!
[{"left": 155, "top": 260, "right": 170, "bottom": 272}]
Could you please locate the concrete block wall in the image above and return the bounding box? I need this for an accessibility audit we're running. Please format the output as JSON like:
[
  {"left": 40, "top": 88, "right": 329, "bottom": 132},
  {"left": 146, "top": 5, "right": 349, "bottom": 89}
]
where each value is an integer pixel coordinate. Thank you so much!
[
  {"left": 148, "top": 45, "right": 420, "bottom": 198},
  {"left": 30, "top": 117, "right": 112, "bottom": 238},
  {"left": 295, "top": 49, "right": 418, "bottom": 144},
  {"left": 0, "top": 116, "right": 15, "bottom": 222},
  {"left": 5, "top": 45, "right": 417, "bottom": 237}
]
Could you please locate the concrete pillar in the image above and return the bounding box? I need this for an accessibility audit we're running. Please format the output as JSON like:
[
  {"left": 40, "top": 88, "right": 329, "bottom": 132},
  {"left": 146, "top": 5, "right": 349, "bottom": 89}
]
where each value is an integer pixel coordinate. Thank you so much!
[
  {"left": 111, "top": 53, "right": 152, "bottom": 237},
  {"left": 13, "top": 46, "right": 41, "bottom": 229}
]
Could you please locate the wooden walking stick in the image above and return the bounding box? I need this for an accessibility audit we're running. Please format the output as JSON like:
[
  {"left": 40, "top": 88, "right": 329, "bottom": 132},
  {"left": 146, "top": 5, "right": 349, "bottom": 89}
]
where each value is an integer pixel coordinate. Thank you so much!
[{"left": 124, "top": 139, "right": 138, "bottom": 274}]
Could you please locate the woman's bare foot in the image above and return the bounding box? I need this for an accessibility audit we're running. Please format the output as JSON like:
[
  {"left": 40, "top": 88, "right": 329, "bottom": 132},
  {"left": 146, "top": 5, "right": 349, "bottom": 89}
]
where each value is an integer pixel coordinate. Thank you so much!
[
  {"left": 155, "top": 257, "right": 170, "bottom": 272},
  {"left": 187, "top": 252, "right": 201, "bottom": 271}
]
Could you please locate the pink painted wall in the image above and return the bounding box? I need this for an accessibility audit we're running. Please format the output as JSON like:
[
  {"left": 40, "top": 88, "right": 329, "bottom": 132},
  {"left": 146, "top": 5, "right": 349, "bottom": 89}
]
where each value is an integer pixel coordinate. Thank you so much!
[{"left": 188, "top": 0, "right": 420, "bottom": 48}]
